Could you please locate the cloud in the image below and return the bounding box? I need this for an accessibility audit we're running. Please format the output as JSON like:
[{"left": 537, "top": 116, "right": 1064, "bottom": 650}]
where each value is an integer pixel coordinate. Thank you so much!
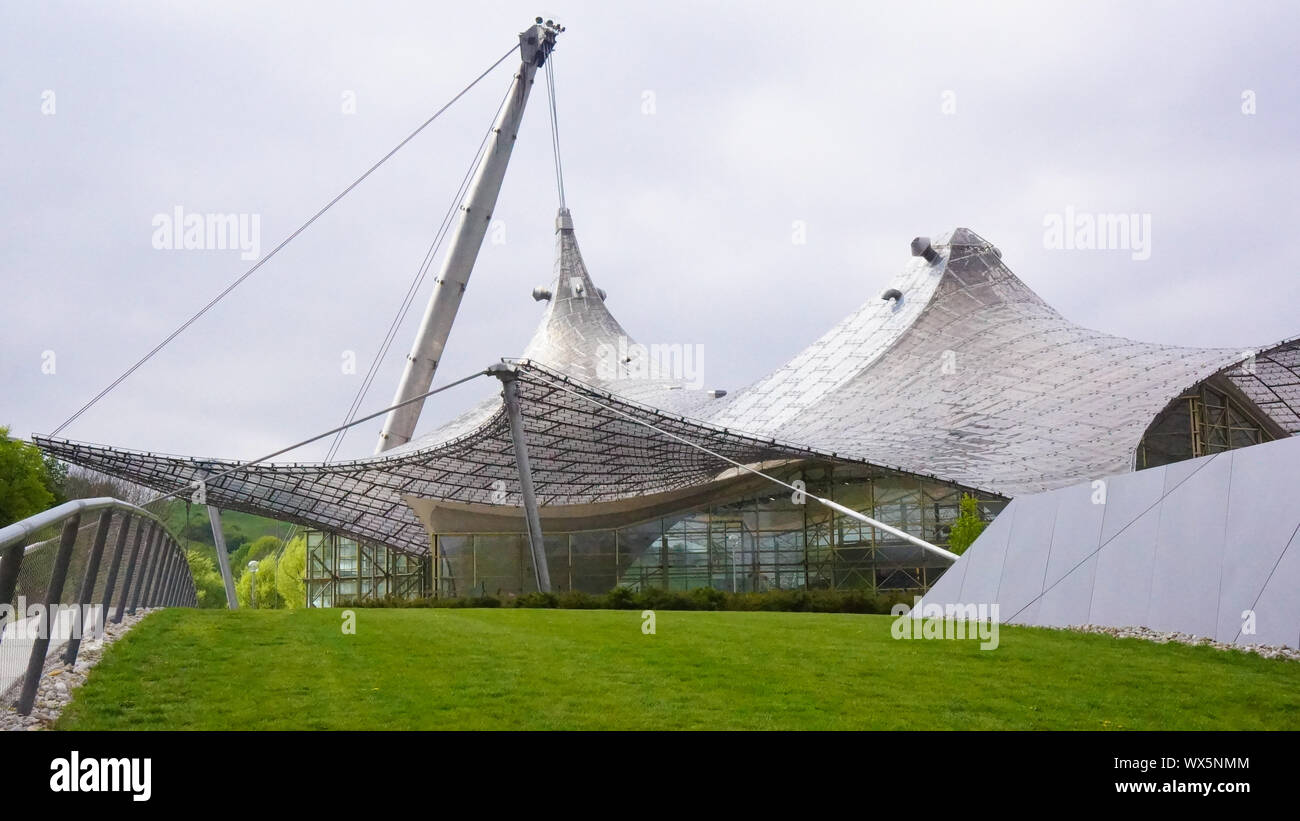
[{"left": 1, "top": 0, "right": 1296, "bottom": 462}]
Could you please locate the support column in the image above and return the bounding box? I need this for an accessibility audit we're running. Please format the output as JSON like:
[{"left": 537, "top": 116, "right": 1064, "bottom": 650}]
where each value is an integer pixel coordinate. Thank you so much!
[
  {"left": 375, "top": 23, "right": 560, "bottom": 453},
  {"left": 63, "top": 508, "right": 113, "bottom": 665},
  {"left": 207, "top": 505, "right": 239, "bottom": 610},
  {"left": 18, "top": 514, "right": 80, "bottom": 716},
  {"left": 489, "top": 364, "right": 551, "bottom": 593}
]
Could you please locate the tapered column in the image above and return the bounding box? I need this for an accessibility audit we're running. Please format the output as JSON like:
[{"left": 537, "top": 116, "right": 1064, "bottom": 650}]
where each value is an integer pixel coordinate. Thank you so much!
[
  {"left": 207, "top": 506, "right": 238, "bottom": 609},
  {"left": 489, "top": 364, "right": 551, "bottom": 593},
  {"left": 376, "top": 23, "right": 559, "bottom": 452}
]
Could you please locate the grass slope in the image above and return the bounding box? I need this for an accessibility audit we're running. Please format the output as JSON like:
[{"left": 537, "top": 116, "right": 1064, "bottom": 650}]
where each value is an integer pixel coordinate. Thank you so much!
[
  {"left": 57, "top": 609, "right": 1300, "bottom": 730},
  {"left": 162, "top": 503, "right": 292, "bottom": 554}
]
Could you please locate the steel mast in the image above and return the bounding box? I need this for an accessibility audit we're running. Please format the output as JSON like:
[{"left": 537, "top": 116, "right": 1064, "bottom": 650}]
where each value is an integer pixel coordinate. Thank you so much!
[{"left": 376, "top": 19, "right": 561, "bottom": 453}]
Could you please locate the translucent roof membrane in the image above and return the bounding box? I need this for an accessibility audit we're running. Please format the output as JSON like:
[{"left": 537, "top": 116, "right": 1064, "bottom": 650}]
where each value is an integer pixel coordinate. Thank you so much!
[{"left": 36, "top": 221, "right": 1299, "bottom": 555}]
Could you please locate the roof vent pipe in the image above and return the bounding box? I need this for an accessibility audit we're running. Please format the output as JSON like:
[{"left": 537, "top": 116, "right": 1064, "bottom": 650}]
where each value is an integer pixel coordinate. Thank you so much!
[
  {"left": 881, "top": 288, "right": 903, "bottom": 303},
  {"left": 532, "top": 286, "right": 552, "bottom": 302},
  {"left": 911, "top": 236, "right": 939, "bottom": 263}
]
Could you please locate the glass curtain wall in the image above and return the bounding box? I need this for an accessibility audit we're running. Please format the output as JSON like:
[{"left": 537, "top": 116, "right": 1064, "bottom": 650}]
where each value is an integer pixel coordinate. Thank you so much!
[
  {"left": 432, "top": 462, "right": 1005, "bottom": 598},
  {"left": 305, "top": 531, "right": 428, "bottom": 607},
  {"left": 1138, "top": 381, "right": 1276, "bottom": 468}
]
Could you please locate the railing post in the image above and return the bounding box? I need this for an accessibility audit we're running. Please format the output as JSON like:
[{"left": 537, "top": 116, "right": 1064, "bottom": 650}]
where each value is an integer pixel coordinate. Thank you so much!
[
  {"left": 163, "top": 547, "right": 179, "bottom": 605},
  {"left": 99, "top": 515, "right": 131, "bottom": 610},
  {"left": 156, "top": 541, "right": 177, "bottom": 605},
  {"left": 119, "top": 521, "right": 153, "bottom": 620},
  {"left": 131, "top": 527, "right": 162, "bottom": 613},
  {"left": 103, "top": 516, "right": 137, "bottom": 623},
  {"left": 177, "top": 547, "right": 193, "bottom": 607},
  {"left": 156, "top": 547, "right": 171, "bottom": 606},
  {"left": 143, "top": 541, "right": 166, "bottom": 607},
  {"left": 0, "top": 538, "right": 26, "bottom": 616},
  {"left": 62, "top": 509, "right": 113, "bottom": 666},
  {"left": 166, "top": 544, "right": 180, "bottom": 604},
  {"left": 0, "top": 537, "right": 26, "bottom": 652},
  {"left": 17, "top": 514, "right": 81, "bottom": 716}
]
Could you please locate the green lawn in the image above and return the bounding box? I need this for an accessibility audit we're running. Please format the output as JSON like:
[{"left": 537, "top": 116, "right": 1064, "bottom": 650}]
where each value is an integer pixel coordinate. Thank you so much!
[{"left": 56, "top": 608, "right": 1300, "bottom": 730}]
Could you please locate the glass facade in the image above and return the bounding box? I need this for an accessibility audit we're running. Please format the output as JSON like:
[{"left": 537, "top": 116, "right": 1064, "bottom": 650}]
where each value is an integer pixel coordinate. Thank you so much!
[
  {"left": 433, "top": 462, "right": 1006, "bottom": 598},
  {"left": 305, "top": 530, "right": 429, "bottom": 607},
  {"left": 1138, "top": 381, "right": 1276, "bottom": 469}
]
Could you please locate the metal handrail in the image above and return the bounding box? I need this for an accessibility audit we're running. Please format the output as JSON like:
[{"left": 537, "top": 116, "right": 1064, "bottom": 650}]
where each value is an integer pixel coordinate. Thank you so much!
[
  {"left": 0, "top": 496, "right": 198, "bottom": 716},
  {"left": 0, "top": 496, "right": 173, "bottom": 552}
]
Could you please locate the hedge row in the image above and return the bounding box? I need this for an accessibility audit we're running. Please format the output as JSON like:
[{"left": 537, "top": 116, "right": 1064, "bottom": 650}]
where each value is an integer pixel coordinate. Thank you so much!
[{"left": 337, "top": 587, "right": 915, "bottom": 614}]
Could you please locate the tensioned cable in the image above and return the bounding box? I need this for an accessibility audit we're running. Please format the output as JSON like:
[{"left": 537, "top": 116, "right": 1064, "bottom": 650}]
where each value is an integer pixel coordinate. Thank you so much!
[
  {"left": 143, "top": 370, "right": 487, "bottom": 509},
  {"left": 50, "top": 44, "right": 519, "bottom": 438},
  {"left": 276, "top": 84, "right": 513, "bottom": 560},
  {"left": 544, "top": 54, "right": 566, "bottom": 208},
  {"left": 518, "top": 365, "right": 957, "bottom": 561},
  {"left": 323, "top": 79, "right": 518, "bottom": 463}
]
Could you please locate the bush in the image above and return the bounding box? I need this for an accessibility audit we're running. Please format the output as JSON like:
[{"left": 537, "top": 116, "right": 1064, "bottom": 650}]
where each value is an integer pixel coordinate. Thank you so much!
[
  {"left": 948, "top": 494, "right": 988, "bottom": 556},
  {"left": 339, "top": 586, "right": 911, "bottom": 615}
]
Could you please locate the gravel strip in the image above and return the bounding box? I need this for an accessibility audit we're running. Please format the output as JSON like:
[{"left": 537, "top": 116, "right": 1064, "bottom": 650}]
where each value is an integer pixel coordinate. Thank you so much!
[
  {"left": 1061, "top": 623, "right": 1300, "bottom": 661},
  {"left": 0, "top": 608, "right": 158, "bottom": 731}
]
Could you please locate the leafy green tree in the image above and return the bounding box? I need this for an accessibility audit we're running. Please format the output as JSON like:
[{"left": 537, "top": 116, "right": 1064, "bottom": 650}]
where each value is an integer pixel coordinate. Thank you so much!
[
  {"left": 231, "top": 534, "right": 283, "bottom": 579},
  {"left": 276, "top": 535, "right": 306, "bottom": 609},
  {"left": 42, "top": 456, "right": 68, "bottom": 505},
  {"left": 0, "top": 427, "right": 57, "bottom": 527},
  {"left": 236, "top": 554, "right": 284, "bottom": 608},
  {"left": 947, "top": 494, "right": 988, "bottom": 556},
  {"left": 186, "top": 549, "right": 230, "bottom": 609}
]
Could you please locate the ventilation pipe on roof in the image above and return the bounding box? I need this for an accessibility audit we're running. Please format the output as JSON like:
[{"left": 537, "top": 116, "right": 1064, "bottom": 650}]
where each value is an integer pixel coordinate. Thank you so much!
[
  {"left": 911, "top": 236, "right": 939, "bottom": 263},
  {"left": 881, "top": 288, "right": 903, "bottom": 303},
  {"left": 532, "top": 286, "right": 552, "bottom": 302}
]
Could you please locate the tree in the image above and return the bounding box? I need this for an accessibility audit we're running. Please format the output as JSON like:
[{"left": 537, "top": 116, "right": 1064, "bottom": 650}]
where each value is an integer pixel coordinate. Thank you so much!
[
  {"left": 186, "top": 549, "right": 230, "bottom": 609},
  {"left": 0, "top": 427, "right": 57, "bottom": 527},
  {"left": 59, "top": 463, "right": 153, "bottom": 506},
  {"left": 231, "top": 534, "right": 283, "bottom": 579},
  {"left": 276, "top": 535, "right": 307, "bottom": 609},
  {"left": 236, "top": 554, "right": 284, "bottom": 608},
  {"left": 947, "top": 494, "right": 988, "bottom": 556}
]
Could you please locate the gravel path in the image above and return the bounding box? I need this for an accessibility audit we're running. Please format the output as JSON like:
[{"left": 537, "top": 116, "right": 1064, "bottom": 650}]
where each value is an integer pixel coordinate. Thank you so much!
[
  {"left": 0, "top": 608, "right": 158, "bottom": 731},
  {"left": 1062, "top": 624, "right": 1300, "bottom": 661}
]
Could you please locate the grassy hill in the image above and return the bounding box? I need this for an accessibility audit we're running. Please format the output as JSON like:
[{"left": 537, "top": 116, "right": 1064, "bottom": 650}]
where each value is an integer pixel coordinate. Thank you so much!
[
  {"left": 57, "top": 609, "right": 1300, "bottom": 730},
  {"left": 161, "top": 502, "right": 294, "bottom": 553}
]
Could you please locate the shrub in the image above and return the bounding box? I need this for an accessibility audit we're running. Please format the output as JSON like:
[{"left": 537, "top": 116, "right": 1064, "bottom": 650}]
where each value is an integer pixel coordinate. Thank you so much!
[
  {"left": 948, "top": 494, "right": 988, "bottom": 556},
  {"left": 339, "top": 586, "right": 912, "bottom": 615}
]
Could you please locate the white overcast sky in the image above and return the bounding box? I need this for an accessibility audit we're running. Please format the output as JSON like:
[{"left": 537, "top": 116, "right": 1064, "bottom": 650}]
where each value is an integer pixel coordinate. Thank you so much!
[{"left": 2, "top": 0, "right": 1297, "bottom": 462}]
